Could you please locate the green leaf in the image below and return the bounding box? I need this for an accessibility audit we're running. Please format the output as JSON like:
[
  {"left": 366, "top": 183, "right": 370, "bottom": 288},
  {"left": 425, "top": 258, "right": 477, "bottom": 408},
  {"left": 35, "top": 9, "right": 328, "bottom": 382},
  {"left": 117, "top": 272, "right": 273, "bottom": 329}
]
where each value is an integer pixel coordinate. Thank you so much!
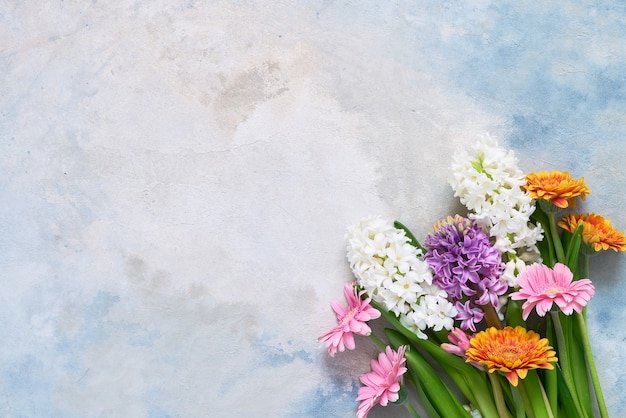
[
  {"left": 555, "top": 364, "right": 588, "bottom": 418},
  {"left": 531, "top": 208, "right": 556, "bottom": 267},
  {"left": 510, "top": 382, "right": 526, "bottom": 418},
  {"left": 519, "top": 370, "right": 552, "bottom": 418},
  {"left": 570, "top": 319, "right": 593, "bottom": 417},
  {"left": 505, "top": 299, "right": 526, "bottom": 328},
  {"left": 385, "top": 329, "right": 470, "bottom": 418},
  {"left": 545, "top": 315, "right": 559, "bottom": 418},
  {"left": 564, "top": 223, "right": 583, "bottom": 279},
  {"left": 406, "top": 369, "right": 439, "bottom": 418},
  {"left": 394, "top": 220, "right": 427, "bottom": 253},
  {"left": 372, "top": 301, "right": 500, "bottom": 418},
  {"left": 555, "top": 313, "right": 589, "bottom": 418}
]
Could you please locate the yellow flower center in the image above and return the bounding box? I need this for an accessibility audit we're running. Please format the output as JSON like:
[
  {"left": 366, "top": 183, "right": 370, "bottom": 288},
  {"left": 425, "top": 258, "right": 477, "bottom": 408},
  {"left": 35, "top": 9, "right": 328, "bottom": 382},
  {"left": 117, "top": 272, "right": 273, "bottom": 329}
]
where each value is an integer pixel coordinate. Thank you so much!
[
  {"left": 543, "top": 287, "right": 562, "bottom": 295},
  {"left": 340, "top": 307, "right": 358, "bottom": 326},
  {"left": 496, "top": 348, "right": 521, "bottom": 360}
]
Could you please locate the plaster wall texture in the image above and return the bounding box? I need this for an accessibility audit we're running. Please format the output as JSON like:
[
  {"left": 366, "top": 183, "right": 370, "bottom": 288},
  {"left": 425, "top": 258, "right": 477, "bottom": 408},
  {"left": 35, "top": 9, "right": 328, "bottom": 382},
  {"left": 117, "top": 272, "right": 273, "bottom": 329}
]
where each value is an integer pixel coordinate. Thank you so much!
[{"left": 1, "top": 1, "right": 626, "bottom": 417}]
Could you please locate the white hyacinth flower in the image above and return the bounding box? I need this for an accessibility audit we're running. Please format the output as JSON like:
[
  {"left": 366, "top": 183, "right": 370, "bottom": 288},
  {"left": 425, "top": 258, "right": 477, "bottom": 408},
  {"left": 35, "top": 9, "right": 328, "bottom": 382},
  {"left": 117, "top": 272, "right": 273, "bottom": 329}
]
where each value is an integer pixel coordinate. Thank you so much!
[
  {"left": 346, "top": 216, "right": 456, "bottom": 338},
  {"left": 450, "top": 134, "right": 543, "bottom": 286}
]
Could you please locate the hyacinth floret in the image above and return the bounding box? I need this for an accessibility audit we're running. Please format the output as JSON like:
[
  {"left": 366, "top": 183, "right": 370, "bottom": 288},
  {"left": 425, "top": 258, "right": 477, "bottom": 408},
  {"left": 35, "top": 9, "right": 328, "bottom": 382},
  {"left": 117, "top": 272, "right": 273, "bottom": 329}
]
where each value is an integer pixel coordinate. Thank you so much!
[
  {"left": 455, "top": 300, "right": 485, "bottom": 332},
  {"left": 400, "top": 282, "right": 457, "bottom": 337}
]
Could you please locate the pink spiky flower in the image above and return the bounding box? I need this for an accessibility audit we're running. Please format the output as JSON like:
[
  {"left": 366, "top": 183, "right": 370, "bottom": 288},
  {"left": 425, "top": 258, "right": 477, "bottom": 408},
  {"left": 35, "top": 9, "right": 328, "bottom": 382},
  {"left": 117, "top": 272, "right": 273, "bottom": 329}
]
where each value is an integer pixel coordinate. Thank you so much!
[
  {"left": 356, "top": 345, "right": 408, "bottom": 418},
  {"left": 318, "top": 283, "right": 381, "bottom": 356},
  {"left": 441, "top": 328, "right": 484, "bottom": 370},
  {"left": 510, "top": 263, "right": 595, "bottom": 320}
]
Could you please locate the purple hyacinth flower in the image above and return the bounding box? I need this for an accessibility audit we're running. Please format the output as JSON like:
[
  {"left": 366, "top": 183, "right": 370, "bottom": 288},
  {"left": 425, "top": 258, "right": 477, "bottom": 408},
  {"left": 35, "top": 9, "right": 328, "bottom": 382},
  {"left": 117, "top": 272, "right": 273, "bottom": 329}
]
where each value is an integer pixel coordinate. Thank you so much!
[
  {"left": 455, "top": 300, "right": 484, "bottom": 332},
  {"left": 424, "top": 215, "right": 505, "bottom": 306}
]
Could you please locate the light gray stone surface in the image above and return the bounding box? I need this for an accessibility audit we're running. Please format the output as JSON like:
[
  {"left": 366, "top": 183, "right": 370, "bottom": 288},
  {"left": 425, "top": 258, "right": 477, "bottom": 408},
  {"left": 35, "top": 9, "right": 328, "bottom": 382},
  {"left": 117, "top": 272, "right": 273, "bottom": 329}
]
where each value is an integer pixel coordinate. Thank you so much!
[{"left": 2, "top": 2, "right": 625, "bottom": 417}]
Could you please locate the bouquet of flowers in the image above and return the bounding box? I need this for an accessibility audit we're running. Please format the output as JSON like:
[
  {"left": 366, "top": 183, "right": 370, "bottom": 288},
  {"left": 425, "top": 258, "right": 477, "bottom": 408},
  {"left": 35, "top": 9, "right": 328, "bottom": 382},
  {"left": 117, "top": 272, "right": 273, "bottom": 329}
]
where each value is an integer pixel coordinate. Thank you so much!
[{"left": 319, "top": 135, "right": 625, "bottom": 418}]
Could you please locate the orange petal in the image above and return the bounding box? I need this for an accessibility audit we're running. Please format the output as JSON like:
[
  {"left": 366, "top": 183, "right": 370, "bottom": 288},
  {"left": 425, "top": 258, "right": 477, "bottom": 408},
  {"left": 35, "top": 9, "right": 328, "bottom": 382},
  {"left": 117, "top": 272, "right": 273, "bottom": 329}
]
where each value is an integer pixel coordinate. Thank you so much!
[{"left": 505, "top": 370, "right": 519, "bottom": 387}]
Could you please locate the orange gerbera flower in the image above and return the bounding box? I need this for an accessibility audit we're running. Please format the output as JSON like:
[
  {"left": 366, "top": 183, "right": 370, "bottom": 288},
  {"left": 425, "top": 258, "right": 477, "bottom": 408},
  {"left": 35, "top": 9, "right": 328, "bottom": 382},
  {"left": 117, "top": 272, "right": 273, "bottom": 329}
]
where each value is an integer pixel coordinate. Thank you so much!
[
  {"left": 559, "top": 213, "right": 626, "bottom": 253},
  {"left": 465, "top": 326, "right": 557, "bottom": 386},
  {"left": 524, "top": 171, "right": 590, "bottom": 209}
]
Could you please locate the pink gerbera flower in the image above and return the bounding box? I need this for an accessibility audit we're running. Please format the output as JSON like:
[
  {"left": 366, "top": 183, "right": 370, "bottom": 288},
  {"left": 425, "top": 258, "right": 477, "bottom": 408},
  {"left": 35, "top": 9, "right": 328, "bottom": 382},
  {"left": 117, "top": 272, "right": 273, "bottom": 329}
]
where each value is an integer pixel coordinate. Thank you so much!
[
  {"left": 510, "top": 263, "right": 595, "bottom": 320},
  {"left": 318, "top": 283, "right": 381, "bottom": 356},
  {"left": 356, "top": 345, "right": 408, "bottom": 418}
]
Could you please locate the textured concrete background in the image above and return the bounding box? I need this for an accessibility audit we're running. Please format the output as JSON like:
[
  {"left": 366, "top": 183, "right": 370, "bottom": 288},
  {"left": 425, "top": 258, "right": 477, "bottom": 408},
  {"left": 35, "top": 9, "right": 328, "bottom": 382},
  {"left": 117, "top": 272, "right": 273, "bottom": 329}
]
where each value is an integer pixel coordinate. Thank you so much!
[{"left": 2, "top": 1, "right": 626, "bottom": 417}]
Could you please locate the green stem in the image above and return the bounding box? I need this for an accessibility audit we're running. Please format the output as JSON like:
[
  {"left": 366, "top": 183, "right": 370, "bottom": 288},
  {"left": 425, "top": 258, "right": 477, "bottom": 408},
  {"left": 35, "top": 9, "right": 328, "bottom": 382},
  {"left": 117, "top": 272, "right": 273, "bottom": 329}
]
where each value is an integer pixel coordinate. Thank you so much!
[
  {"left": 405, "top": 402, "right": 421, "bottom": 418},
  {"left": 488, "top": 373, "right": 512, "bottom": 418},
  {"left": 545, "top": 367, "right": 558, "bottom": 418},
  {"left": 550, "top": 311, "right": 587, "bottom": 418},
  {"left": 548, "top": 213, "right": 566, "bottom": 263},
  {"left": 583, "top": 255, "right": 590, "bottom": 279},
  {"left": 518, "top": 373, "right": 554, "bottom": 418},
  {"left": 538, "top": 377, "right": 555, "bottom": 418},
  {"left": 545, "top": 367, "right": 559, "bottom": 418},
  {"left": 545, "top": 313, "right": 558, "bottom": 418},
  {"left": 368, "top": 333, "right": 387, "bottom": 351},
  {"left": 482, "top": 301, "right": 503, "bottom": 329},
  {"left": 575, "top": 312, "right": 609, "bottom": 418},
  {"left": 516, "top": 380, "right": 536, "bottom": 418}
]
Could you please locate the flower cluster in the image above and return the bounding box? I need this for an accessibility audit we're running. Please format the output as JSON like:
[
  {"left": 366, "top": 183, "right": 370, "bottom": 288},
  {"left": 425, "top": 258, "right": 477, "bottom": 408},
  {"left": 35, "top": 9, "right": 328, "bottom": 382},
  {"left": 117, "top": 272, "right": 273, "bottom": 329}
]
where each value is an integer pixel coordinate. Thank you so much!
[
  {"left": 510, "top": 262, "right": 594, "bottom": 320},
  {"left": 465, "top": 326, "right": 557, "bottom": 387},
  {"left": 450, "top": 135, "right": 543, "bottom": 286},
  {"left": 424, "top": 215, "right": 507, "bottom": 331},
  {"left": 356, "top": 345, "right": 408, "bottom": 418},
  {"left": 524, "top": 170, "right": 591, "bottom": 209},
  {"left": 319, "top": 136, "right": 623, "bottom": 418},
  {"left": 346, "top": 216, "right": 457, "bottom": 339},
  {"left": 318, "top": 283, "right": 381, "bottom": 356},
  {"left": 559, "top": 212, "right": 626, "bottom": 253}
]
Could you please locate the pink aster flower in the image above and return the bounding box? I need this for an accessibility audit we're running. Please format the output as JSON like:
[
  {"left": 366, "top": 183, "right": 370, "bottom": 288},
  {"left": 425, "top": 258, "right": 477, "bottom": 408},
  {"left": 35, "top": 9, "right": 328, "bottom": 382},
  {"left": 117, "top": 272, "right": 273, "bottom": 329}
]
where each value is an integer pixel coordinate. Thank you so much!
[
  {"left": 510, "top": 263, "right": 595, "bottom": 320},
  {"left": 356, "top": 345, "right": 408, "bottom": 418},
  {"left": 318, "top": 283, "right": 381, "bottom": 356}
]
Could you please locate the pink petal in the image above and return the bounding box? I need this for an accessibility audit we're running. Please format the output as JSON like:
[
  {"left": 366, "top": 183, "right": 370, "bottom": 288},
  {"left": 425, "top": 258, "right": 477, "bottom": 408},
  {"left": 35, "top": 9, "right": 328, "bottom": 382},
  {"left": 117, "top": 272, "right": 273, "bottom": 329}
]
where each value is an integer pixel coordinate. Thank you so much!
[
  {"left": 552, "top": 263, "right": 574, "bottom": 285},
  {"left": 330, "top": 300, "right": 347, "bottom": 318},
  {"left": 521, "top": 304, "right": 533, "bottom": 320},
  {"left": 356, "top": 399, "right": 374, "bottom": 418},
  {"left": 370, "top": 359, "right": 385, "bottom": 377},
  {"left": 343, "top": 332, "right": 355, "bottom": 350},
  {"left": 358, "top": 373, "right": 379, "bottom": 388},
  {"left": 378, "top": 351, "right": 393, "bottom": 372},
  {"left": 343, "top": 283, "right": 358, "bottom": 305},
  {"left": 535, "top": 299, "right": 554, "bottom": 317}
]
